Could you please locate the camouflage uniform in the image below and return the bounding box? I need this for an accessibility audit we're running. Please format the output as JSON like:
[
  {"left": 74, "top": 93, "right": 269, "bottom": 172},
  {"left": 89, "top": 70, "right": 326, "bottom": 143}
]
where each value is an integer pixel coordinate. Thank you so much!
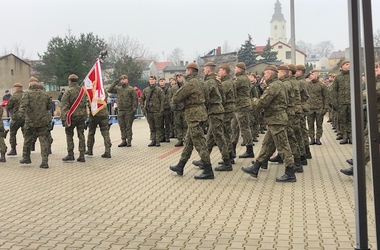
[
  {"left": 307, "top": 79, "right": 328, "bottom": 142},
  {"left": 6, "top": 89, "right": 24, "bottom": 154},
  {"left": 0, "top": 107, "right": 7, "bottom": 160},
  {"left": 221, "top": 74, "right": 236, "bottom": 156},
  {"left": 107, "top": 81, "right": 138, "bottom": 144},
  {"left": 86, "top": 91, "right": 112, "bottom": 157},
  {"left": 332, "top": 70, "right": 351, "bottom": 142},
  {"left": 234, "top": 71, "right": 253, "bottom": 146},
  {"left": 250, "top": 81, "right": 261, "bottom": 139},
  {"left": 204, "top": 73, "right": 228, "bottom": 161},
  {"left": 160, "top": 85, "right": 172, "bottom": 141},
  {"left": 169, "top": 81, "right": 187, "bottom": 146},
  {"left": 173, "top": 73, "right": 209, "bottom": 163},
  {"left": 141, "top": 85, "right": 164, "bottom": 144},
  {"left": 249, "top": 73, "right": 295, "bottom": 180},
  {"left": 289, "top": 75, "right": 305, "bottom": 157},
  {"left": 297, "top": 74, "right": 311, "bottom": 157},
  {"left": 19, "top": 84, "right": 52, "bottom": 166},
  {"left": 60, "top": 82, "right": 87, "bottom": 158}
]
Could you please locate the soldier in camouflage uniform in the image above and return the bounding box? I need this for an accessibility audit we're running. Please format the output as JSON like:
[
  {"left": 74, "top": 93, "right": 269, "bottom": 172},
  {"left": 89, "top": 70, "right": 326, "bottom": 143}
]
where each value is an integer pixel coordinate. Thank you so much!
[
  {"left": 296, "top": 65, "right": 312, "bottom": 159},
  {"left": 169, "top": 62, "right": 214, "bottom": 180},
  {"left": 306, "top": 70, "right": 328, "bottom": 145},
  {"left": 218, "top": 63, "right": 236, "bottom": 163},
  {"left": 60, "top": 74, "right": 87, "bottom": 162},
  {"left": 0, "top": 104, "right": 7, "bottom": 162},
  {"left": 332, "top": 61, "right": 352, "bottom": 144},
  {"left": 248, "top": 73, "right": 260, "bottom": 142},
  {"left": 341, "top": 62, "right": 380, "bottom": 175},
  {"left": 19, "top": 78, "right": 52, "bottom": 168},
  {"left": 84, "top": 89, "right": 112, "bottom": 158},
  {"left": 170, "top": 73, "right": 187, "bottom": 147},
  {"left": 141, "top": 76, "right": 164, "bottom": 147},
  {"left": 168, "top": 78, "right": 177, "bottom": 138},
  {"left": 107, "top": 75, "right": 138, "bottom": 147},
  {"left": 242, "top": 65, "right": 296, "bottom": 182},
  {"left": 192, "top": 62, "right": 231, "bottom": 171},
  {"left": 6, "top": 82, "right": 25, "bottom": 156},
  {"left": 234, "top": 62, "right": 254, "bottom": 158},
  {"left": 159, "top": 77, "right": 172, "bottom": 142}
]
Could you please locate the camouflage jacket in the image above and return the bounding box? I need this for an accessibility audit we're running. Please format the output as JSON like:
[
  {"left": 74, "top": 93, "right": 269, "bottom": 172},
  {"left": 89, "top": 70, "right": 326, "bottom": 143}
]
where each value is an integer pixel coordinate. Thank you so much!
[
  {"left": 307, "top": 79, "right": 328, "bottom": 110},
  {"left": 141, "top": 85, "right": 164, "bottom": 113},
  {"left": 160, "top": 85, "right": 171, "bottom": 110},
  {"left": 289, "top": 75, "right": 302, "bottom": 114},
  {"left": 6, "top": 90, "right": 24, "bottom": 120},
  {"left": 332, "top": 70, "right": 351, "bottom": 106},
  {"left": 221, "top": 74, "right": 236, "bottom": 113},
  {"left": 279, "top": 76, "right": 295, "bottom": 116},
  {"left": 107, "top": 82, "right": 137, "bottom": 111},
  {"left": 296, "top": 75, "right": 310, "bottom": 112},
  {"left": 234, "top": 71, "right": 251, "bottom": 110},
  {"left": 169, "top": 82, "right": 185, "bottom": 111},
  {"left": 19, "top": 85, "right": 52, "bottom": 128},
  {"left": 204, "top": 73, "right": 224, "bottom": 115},
  {"left": 252, "top": 75, "right": 288, "bottom": 125},
  {"left": 60, "top": 83, "right": 87, "bottom": 121},
  {"left": 172, "top": 73, "right": 207, "bottom": 122}
]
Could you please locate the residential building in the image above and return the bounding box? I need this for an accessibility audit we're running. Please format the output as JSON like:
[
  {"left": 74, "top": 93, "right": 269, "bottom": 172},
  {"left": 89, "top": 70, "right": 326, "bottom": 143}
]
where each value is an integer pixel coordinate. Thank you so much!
[{"left": 0, "top": 54, "right": 30, "bottom": 92}]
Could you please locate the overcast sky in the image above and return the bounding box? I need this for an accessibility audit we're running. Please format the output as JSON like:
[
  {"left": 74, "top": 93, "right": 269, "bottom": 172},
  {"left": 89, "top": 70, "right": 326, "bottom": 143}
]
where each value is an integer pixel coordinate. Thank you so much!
[{"left": 1, "top": 0, "right": 379, "bottom": 61}]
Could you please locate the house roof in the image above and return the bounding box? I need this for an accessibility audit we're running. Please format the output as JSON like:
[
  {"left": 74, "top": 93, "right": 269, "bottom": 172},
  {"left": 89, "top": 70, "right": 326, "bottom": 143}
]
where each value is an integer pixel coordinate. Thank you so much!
[
  {"left": 155, "top": 61, "right": 171, "bottom": 71},
  {"left": 163, "top": 66, "right": 186, "bottom": 72},
  {"left": 0, "top": 53, "right": 30, "bottom": 66},
  {"left": 271, "top": 41, "right": 307, "bottom": 56},
  {"left": 255, "top": 46, "right": 266, "bottom": 54},
  {"left": 329, "top": 50, "right": 345, "bottom": 59}
]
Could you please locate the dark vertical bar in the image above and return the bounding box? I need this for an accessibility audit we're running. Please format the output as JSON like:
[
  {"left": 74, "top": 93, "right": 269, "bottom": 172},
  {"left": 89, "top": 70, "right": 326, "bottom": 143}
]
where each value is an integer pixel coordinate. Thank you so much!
[
  {"left": 361, "top": 0, "right": 380, "bottom": 248},
  {"left": 348, "top": 0, "right": 369, "bottom": 249}
]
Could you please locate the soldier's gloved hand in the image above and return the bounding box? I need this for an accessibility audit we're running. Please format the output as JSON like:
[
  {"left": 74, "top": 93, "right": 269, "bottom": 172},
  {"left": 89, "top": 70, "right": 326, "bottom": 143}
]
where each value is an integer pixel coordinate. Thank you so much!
[{"left": 61, "top": 120, "right": 66, "bottom": 127}]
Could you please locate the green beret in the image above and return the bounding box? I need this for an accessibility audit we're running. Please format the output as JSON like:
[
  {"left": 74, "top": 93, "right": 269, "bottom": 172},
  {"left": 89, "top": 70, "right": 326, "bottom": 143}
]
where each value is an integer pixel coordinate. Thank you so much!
[
  {"left": 204, "top": 61, "right": 216, "bottom": 67},
  {"left": 264, "top": 65, "right": 278, "bottom": 72},
  {"left": 277, "top": 64, "right": 289, "bottom": 71},
  {"left": 186, "top": 62, "right": 199, "bottom": 70},
  {"left": 236, "top": 62, "right": 246, "bottom": 70}
]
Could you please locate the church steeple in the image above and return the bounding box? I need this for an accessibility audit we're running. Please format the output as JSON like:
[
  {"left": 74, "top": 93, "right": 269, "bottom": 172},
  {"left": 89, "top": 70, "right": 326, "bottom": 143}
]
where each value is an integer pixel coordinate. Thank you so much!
[{"left": 270, "top": 0, "right": 287, "bottom": 44}]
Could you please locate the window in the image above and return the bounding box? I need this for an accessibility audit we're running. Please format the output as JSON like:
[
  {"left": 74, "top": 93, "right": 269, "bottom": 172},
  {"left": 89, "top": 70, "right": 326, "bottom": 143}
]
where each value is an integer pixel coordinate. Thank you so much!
[
  {"left": 286, "top": 51, "right": 291, "bottom": 59},
  {"left": 278, "top": 45, "right": 283, "bottom": 49}
]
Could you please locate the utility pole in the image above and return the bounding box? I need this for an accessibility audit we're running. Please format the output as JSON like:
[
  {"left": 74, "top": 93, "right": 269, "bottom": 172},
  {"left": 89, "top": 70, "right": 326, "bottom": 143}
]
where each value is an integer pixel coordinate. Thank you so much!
[{"left": 290, "top": 0, "right": 296, "bottom": 64}]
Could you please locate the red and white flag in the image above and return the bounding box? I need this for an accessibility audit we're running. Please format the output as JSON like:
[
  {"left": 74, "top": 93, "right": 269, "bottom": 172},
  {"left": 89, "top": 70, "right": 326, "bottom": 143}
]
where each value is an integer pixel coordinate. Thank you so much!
[{"left": 83, "top": 59, "right": 106, "bottom": 116}]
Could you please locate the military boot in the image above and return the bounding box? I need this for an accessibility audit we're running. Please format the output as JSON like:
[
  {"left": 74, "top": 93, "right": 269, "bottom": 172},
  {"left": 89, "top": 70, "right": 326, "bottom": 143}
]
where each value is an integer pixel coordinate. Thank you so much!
[
  {"left": 340, "top": 166, "right": 354, "bottom": 176},
  {"left": 84, "top": 148, "right": 93, "bottom": 156},
  {"left": 293, "top": 158, "right": 303, "bottom": 173},
  {"left": 192, "top": 160, "right": 205, "bottom": 169},
  {"left": 215, "top": 159, "right": 233, "bottom": 171},
  {"left": 336, "top": 135, "right": 343, "bottom": 140},
  {"left": 309, "top": 138, "right": 316, "bottom": 145},
  {"left": 48, "top": 145, "right": 52, "bottom": 155},
  {"left": 101, "top": 152, "right": 111, "bottom": 158},
  {"left": 315, "top": 139, "right": 322, "bottom": 145},
  {"left": 218, "top": 153, "right": 235, "bottom": 165},
  {"left": 269, "top": 154, "right": 283, "bottom": 163},
  {"left": 194, "top": 163, "right": 214, "bottom": 179},
  {"left": 300, "top": 155, "right": 308, "bottom": 165},
  {"left": 155, "top": 141, "right": 161, "bottom": 147},
  {"left": 305, "top": 146, "right": 312, "bottom": 159},
  {"left": 20, "top": 158, "right": 32, "bottom": 164},
  {"left": 169, "top": 160, "right": 187, "bottom": 176},
  {"left": 39, "top": 162, "right": 49, "bottom": 169},
  {"left": 30, "top": 143, "right": 36, "bottom": 151},
  {"left": 346, "top": 159, "right": 353, "bottom": 165},
  {"left": 340, "top": 138, "right": 349, "bottom": 144},
  {"left": 126, "top": 140, "right": 132, "bottom": 147},
  {"left": 77, "top": 153, "right": 85, "bottom": 162},
  {"left": 148, "top": 140, "right": 156, "bottom": 147},
  {"left": 118, "top": 139, "right": 128, "bottom": 147},
  {"left": 174, "top": 140, "right": 183, "bottom": 147},
  {"left": 7, "top": 148, "right": 16, "bottom": 156},
  {"left": 0, "top": 152, "right": 6, "bottom": 162},
  {"left": 260, "top": 161, "right": 268, "bottom": 169},
  {"left": 276, "top": 167, "right": 297, "bottom": 182},
  {"left": 62, "top": 155, "right": 75, "bottom": 161},
  {"left": 239, "top": 145, "right": 254, "bottom": 158},
  {"left": 241, "top": 161, "right": 261, "bottom": 178}
]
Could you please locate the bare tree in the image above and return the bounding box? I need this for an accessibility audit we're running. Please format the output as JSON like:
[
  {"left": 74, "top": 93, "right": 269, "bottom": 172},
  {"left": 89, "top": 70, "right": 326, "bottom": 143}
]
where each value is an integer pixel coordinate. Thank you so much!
[
  {"left": 107, "top": 34, "right": 157, "bottom": 61},
  {"left": 373, "top": 29, "right": 380, "bottom": 62},
  {"left": 167, "top": 47, "right": 184, "bottom": 66},
  {"left": 314, "top": 40, "right": 335, "bottom": 58},
  {"left": 222, "top": 40, "right": 233, "bottom": 53},
  {"left": 1, "top": 42, "right": 31, "bottom": 60},
  {"left": 296, "top": 40, "right": 314, "bottom": 56}
]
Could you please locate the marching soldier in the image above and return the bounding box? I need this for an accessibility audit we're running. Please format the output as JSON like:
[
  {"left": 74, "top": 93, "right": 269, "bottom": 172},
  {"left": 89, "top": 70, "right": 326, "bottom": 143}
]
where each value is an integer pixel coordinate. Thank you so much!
[
  {"left": 60, "top": 74, "right": 87, "bottom": 162},
  {"left": 170, "top": 73, "right": 187, "bottom": 147},
  {"left": 159, "top": 77, "right": 172, "bottom": 143},
  {"left": 107, "top": 75, "right": 138, "bottom": 147},
  {"left": 169, "top": 62, "right": 214, "bottom": 180},
  {"left": 6, "top": 82, "right": 25, "bottom": 156}
]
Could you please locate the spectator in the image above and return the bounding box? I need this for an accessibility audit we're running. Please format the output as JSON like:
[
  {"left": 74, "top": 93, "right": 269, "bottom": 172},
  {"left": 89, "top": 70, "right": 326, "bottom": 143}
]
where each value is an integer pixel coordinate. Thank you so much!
[
  {"left": 2, "top": 90, "right": 12, "bottom": 119},
  {"left": 57, "top": 88, "right": 65, "bottom": 102}
]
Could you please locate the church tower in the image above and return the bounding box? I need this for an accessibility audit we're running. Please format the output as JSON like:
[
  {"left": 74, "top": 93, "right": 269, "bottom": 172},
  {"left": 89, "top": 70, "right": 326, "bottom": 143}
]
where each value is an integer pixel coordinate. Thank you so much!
[{"left": 270, "top": 0, "right": 287, "bottom": 44}]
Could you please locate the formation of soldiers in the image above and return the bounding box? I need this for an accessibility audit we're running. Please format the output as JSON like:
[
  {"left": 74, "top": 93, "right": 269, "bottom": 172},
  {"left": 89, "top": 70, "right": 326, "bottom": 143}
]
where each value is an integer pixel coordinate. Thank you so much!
[{"left": 2, "top": 59, "right": 378, "bottom": 180}]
